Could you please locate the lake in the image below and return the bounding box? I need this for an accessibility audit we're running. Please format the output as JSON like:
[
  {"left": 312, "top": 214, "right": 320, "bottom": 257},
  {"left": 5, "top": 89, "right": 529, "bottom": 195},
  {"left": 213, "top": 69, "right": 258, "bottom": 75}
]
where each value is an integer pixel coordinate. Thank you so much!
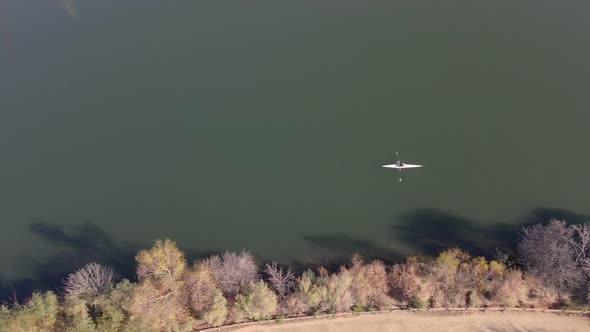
[{"left": 1, "top": 0, "right": 590, "bottom": 296}]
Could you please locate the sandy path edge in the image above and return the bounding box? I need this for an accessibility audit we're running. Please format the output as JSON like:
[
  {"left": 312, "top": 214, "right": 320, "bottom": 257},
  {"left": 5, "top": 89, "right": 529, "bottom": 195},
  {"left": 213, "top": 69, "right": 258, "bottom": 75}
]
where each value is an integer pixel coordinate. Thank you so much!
[{"left": 199, "top": 309, "right": 590, "bottom": 332}]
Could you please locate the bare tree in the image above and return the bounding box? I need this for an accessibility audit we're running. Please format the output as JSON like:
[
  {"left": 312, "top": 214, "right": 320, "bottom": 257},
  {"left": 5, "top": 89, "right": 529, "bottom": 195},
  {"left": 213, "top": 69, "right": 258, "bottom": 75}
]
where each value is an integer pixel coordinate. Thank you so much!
[
  {"left": 63, "top": 262, "right": 114, "bottom": 297},
  {"left": 265, "top": 262, "right": 295, "bottom": 299},
  {"left": 572, "top": 223, "right": 590, "bottom": 263},
  {"left": 205, "top": 250, "right": 257, "bottom": 297},
  {"left": 570, "top": 223, "right": 590, "bottom": 302},
  {"left": 518, "top": 220, "right": 583, "bottom": 291}
]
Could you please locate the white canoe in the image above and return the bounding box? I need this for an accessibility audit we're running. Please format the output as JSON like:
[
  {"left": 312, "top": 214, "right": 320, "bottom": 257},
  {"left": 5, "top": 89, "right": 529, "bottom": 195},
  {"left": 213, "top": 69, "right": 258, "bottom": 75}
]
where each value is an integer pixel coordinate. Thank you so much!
[{"left": 382, "top": 164, "right": 423, "bottom": 169}]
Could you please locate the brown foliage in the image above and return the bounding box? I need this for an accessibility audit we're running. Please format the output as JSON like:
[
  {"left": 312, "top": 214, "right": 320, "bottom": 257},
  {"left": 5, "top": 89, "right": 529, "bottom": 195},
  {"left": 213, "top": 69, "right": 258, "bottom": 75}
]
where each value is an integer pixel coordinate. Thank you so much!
[
  {"left": 430, "top": 248, "right": 477, "bottom": 306},
  {"left": 131, "top": 280, "right": 193, "bottom": 330},
  {"left": 279, "top": 294, "right": 308, "bottom": 316},
  {"left": 365, "top": 261, "right": 389, "bottom": 298},
  {"left": 317, "top": 266, "right": 329, "bottom": 278},
  {"left": 348, "top": 255, "right": 390, "bottom": 308},
  {"left": 185, "top": 262, "right": 218, "bottom": 314},
  {"left": 491, "top": 269, "right": 559, "bottom": 308},
  {"left": 390, "top": 257, "right": 421, "bottom": 300},
  {"left": 390, "top": 251, "right": 509, "bottom": 308}
]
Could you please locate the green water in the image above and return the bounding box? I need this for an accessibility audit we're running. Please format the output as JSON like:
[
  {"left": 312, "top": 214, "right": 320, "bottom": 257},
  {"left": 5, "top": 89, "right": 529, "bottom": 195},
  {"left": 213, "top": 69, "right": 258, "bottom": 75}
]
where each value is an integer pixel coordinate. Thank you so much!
[{"left": 1, "top": 1, "right": 590, "bottom": 292}]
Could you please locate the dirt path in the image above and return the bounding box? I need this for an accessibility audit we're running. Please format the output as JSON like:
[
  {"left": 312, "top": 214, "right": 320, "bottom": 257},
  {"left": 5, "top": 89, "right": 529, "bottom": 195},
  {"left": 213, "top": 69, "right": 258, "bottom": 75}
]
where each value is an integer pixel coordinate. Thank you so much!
[{"left": 233, "top": 311, "right": 590, "bottom": 332}]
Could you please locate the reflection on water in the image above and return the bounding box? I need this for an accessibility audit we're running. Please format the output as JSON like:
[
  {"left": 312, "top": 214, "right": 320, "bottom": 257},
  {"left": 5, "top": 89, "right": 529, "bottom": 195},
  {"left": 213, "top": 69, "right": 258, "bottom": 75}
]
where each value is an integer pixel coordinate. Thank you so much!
[{"left": 63, "top": 0, "right": 78, "bottom": 18}]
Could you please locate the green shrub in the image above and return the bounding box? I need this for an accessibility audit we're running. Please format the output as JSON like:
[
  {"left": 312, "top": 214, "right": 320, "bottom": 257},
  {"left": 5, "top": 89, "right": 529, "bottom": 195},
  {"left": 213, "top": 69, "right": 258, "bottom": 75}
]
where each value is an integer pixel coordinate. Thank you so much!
[
  {"left": 408, "top": 295, "right": 426, "bottom": 309},
  {"left": 352, "top": 304, "right": 364, "bottom": 312},
  {"left": 0, "top": 305, "right": 9, "bottom": 331},
  {"left": 317, "top": 269, "right": 354, "bottom": 313},
  {"left": 467, "top": 291, "right": 482, "bottom": 308},
  {"left": 2, "top": 291, "right": 59, "bottom": 331},
  {"left": 235, "top": 280, "right": 278, "bottom": 321},
  {"left": 62, "top": 294, "right": 95, "bottom": 331},
  {"left": 201, "top": 289, "right": 227, "bottom": 327},
  {"left": 556, "top": 304, "right": 590, "bottom": 311},
  {"left": 93, "top": 279, "right": 136, "bottom": 332}
]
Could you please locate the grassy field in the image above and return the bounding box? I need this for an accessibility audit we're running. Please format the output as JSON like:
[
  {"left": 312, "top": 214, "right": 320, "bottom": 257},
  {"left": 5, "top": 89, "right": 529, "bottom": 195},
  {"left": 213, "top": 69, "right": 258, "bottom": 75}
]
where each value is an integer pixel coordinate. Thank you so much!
[{"left": 233, "top": 311, "right": 590, "bottom": 332}]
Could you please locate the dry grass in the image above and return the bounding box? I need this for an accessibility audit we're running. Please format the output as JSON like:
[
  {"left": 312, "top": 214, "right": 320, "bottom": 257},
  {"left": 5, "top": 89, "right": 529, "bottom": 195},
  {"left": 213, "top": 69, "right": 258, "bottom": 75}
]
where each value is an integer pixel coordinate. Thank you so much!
[{"left": 233, "top": 311, "right": 590, "bottom": 332}]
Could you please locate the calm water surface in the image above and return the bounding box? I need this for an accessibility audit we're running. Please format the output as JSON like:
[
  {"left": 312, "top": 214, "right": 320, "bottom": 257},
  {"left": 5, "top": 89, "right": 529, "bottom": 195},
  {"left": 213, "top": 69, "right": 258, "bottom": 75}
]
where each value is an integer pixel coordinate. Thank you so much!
[{"left": 1, "top": 1, "right": 590, "bottom": 292}]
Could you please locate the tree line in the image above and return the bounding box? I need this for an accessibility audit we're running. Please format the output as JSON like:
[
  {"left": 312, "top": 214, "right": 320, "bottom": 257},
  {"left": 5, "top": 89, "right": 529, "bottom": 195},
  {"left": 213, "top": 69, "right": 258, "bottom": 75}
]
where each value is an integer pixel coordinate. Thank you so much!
[{"left": 1, "top": 219, "right": 589, "bottom": 331}]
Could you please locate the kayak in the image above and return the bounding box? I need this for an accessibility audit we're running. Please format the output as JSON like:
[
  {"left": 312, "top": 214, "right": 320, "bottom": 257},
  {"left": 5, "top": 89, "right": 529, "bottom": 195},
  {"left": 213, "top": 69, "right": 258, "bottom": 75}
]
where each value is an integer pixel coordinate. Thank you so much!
[{"left": 382, "top": 164, "right": 423, "bottom": 169}]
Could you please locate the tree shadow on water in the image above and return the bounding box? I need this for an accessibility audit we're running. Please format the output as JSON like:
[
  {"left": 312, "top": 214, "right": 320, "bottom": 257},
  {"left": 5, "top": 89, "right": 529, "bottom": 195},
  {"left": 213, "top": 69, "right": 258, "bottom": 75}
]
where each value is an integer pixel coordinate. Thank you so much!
[
  {"left": 300, "top": 209, "right": 522, "bottom": 266},
  {"left": 393, "top": 208, "right": 521, "bottom": 257},
  {"left": 301, "top": 234, "right": 399, "bottom": 267},
  {"left": 302, "top": 207, "right": 590, "bottom": 268},
  {"left": 4, "top": 207, "right": 588, "bottom": 301},
  {"left": 393, "top": 207, "right": 590, "bottom": 258},
  {"left": 527, "top": 207, "right": 590, "bottom": 225},
  {"left": 1, "top": 221, "right": 223, "bottom": 302},
  {"left": 0, "top": 222, "right": 138, "bottom": 302}
]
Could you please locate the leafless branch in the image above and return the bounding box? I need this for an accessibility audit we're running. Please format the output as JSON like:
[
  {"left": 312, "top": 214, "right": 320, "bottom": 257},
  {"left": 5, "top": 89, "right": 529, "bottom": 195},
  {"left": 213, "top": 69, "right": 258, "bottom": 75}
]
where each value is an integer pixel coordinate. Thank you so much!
[
  {"left": 518, "top": 220, "right": 583, "bottom": 291},
  {"left": 572, "top": 223, "right": 590, "bottom": 263},
  {"left": 63, "top": 262, "right": 113, "bottom": 297},
  {"left": 205, "top": 250, "right": 257, "bottom": 297},
  {"left": 265, "top": 262, "right": 295, "bottom": 299}
]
